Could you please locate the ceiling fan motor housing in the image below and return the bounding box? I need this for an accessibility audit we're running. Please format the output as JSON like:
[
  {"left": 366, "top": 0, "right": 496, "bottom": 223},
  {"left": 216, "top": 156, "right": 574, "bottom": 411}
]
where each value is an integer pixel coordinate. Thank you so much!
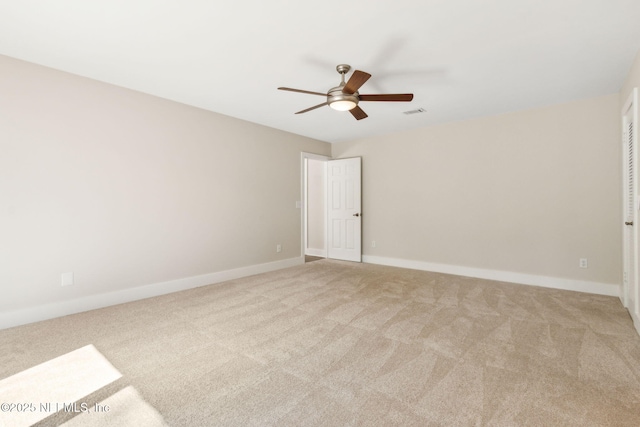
[{"left": 328, "top": 86, "right": 359, "bottom": 111}]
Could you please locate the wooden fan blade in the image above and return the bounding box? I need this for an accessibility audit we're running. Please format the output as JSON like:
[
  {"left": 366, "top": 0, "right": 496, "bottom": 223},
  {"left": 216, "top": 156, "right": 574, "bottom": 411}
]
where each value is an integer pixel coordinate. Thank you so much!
[
  {"left": 359, "top": 94, "right": 414, "bottom": 102},
  {"left": 349, "top": 105, "right": 368, "bottom": 120},
  {"left": 342, "top": 70, "right": 372, "bottom": 94},
  {"left": 295, "top": 102, "right": 329, "bottom": 114},
  {"left": 278, "top": 87, "right": 327, "bottom": 97}
]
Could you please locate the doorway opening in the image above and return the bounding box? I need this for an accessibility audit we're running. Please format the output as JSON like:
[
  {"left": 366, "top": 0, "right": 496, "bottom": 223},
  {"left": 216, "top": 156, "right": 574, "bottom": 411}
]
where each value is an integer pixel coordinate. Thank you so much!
[
  {"left": 301, "top": 152, "right": 329, "bottom": 262},
  {"left": 300, "top": 152, "right": 363, "bottom": 263}
]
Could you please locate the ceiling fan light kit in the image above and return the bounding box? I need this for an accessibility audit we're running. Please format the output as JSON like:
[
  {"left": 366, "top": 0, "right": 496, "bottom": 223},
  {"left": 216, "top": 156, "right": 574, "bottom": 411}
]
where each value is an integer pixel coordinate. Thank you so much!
[
  {"left": 278, "top": 64, "right": 414, "bottom": 120},
  {"left": 328, "top": 95, "right": 358, "bottom": 111},
  {"left": 329, "top": 99, "right": 357, "bottom": 111}
]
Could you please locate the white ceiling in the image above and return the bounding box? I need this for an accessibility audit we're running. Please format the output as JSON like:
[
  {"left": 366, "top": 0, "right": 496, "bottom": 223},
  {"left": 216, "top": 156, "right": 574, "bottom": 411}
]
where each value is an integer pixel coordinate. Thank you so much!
[{"left": 1, "top": 0, "right": 639, "bottom": 143}]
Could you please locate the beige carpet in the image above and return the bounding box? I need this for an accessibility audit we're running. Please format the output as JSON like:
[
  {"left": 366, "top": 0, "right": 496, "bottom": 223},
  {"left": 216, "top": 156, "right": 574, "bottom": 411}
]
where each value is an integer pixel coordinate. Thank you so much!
[{"left": 1, "top": 260, "right": 640, "bottom": 426}]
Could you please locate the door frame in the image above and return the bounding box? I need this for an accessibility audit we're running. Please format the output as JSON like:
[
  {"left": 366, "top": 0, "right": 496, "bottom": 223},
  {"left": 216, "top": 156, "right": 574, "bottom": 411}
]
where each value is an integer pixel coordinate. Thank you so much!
[{"left": 300, "top": 153, "right": 363, "bottom": 262}]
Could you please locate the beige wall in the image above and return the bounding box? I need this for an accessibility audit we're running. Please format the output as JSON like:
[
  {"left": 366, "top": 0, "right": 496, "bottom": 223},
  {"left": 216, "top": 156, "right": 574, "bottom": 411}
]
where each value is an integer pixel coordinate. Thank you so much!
[
  {"left": 332, "top": 94, "right": 622, "bottom": 286},
  {"left": 0, "top": 55, "right": 330, "bottom": 314}
]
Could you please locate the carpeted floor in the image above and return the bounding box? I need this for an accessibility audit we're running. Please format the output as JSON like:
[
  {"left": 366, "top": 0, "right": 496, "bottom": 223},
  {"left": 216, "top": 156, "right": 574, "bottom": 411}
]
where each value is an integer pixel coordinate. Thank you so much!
[{"left": 1, "top": 260, "right": 640, "bottom": 426}]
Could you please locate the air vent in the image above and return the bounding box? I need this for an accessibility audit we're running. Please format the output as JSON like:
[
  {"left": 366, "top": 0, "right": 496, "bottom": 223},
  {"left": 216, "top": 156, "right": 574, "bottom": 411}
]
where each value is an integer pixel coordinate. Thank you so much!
[{"left": 403, "top": 108, "right": 426, "bottom": 115}]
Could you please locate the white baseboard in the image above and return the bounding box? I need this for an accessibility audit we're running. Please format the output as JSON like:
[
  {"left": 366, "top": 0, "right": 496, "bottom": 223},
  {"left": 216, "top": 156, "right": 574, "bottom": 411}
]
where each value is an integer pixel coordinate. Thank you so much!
[
  {"left": 0, "top": 257, "right": 304, "bottom": 330},
  {"left": 363, "top": 255, "right": 620, "bottom": 297},
  {"left": 305, "top": 247, "right": 327, "bottom": 257}
]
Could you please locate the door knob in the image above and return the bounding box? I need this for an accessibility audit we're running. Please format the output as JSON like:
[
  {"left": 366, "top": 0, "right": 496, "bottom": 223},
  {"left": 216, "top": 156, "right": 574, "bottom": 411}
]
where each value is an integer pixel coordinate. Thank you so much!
[
  {"left": 353, "top": 213, "right": 360, "bottom": 217},
  {"left": 626, "top": 221, "right": 634, "bottom": 226}
]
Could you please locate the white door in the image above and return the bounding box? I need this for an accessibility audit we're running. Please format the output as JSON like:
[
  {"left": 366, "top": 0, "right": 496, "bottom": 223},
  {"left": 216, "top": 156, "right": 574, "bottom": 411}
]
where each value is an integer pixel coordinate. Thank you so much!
[
  {"left": 327, "top": 157, "right": 362, "bottom": 262},
  {"left": 622, "top": 87, "right": 639, "bottom": 334}
]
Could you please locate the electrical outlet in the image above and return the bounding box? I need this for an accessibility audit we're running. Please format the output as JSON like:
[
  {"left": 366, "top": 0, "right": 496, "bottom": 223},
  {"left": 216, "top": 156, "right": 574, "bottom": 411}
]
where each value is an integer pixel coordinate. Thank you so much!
[
  {"left": 372, "top": 240, "right": 376, "bottom": 248},
  {"left": 579, "top": 258, "right": 588, "bottom": 268},
  {"left": 276, "top": 244, "right": 282, "bottom": 253}
]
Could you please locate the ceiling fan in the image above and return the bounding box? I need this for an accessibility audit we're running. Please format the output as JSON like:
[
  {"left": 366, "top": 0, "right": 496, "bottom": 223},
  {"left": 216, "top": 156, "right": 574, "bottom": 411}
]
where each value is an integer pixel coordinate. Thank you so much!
[{"left": 278, "top": 64, "right": 413, "bottom": 120}]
